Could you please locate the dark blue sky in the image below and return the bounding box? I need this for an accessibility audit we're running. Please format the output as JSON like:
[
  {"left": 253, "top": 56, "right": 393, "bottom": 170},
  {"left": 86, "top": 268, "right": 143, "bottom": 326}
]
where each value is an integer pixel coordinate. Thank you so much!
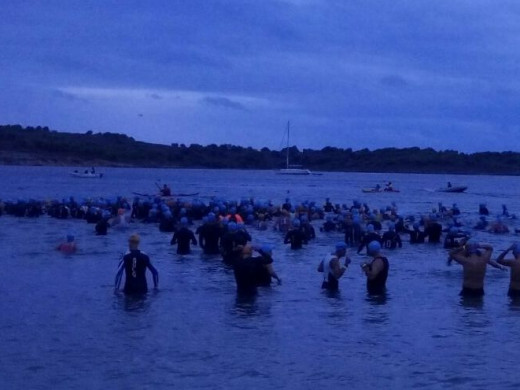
[{"left": 2, "top": 0, "right": 520, "bottom": 152}]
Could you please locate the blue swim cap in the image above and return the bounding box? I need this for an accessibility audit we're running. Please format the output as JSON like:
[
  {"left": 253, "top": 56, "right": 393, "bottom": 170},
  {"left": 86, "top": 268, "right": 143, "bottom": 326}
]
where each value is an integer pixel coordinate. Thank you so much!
[
  {"left": 67, "top": 234, "right": 75, "bottom": 242},
  {"left": 367, "top": 240, "right": 381, "bottom": 255},
  {"left": 366, "top": 224, "right": 375, "bottom": 233},
  {"left": 449, "top": 227, "right": 458, "bottom": 234},
  {"left": 335, "top": 242, "right": 347, "bottom": 251},
  {"left": 465, "top": 239, "right": 479, "bottom": 254},
  {"left": 228, "top": 221, "right": 237, "bottom": 231},
  {"left": 293, "top": 219, "right": 301, "bottom": 227},
  {"left": 180, "top": 217, "right": 188, "bottom": 225}
]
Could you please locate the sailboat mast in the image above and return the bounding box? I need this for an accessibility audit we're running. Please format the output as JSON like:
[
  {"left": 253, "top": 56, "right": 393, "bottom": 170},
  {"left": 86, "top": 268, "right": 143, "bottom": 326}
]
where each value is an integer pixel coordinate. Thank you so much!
[{"left": 286, "top": 121, "right": 290, "bottom": 169}]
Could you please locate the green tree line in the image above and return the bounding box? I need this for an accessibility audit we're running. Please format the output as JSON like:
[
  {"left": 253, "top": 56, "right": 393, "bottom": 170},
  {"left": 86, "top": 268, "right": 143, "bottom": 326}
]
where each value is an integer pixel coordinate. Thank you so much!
[{"left": 0, "top": 124, "right": 519, "bottom": 174}]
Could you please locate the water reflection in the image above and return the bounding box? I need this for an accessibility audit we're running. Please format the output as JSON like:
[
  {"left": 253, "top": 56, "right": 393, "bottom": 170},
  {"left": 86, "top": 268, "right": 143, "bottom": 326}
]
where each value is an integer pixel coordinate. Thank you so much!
[
  {"left": 458, "top": 295, "right": 484, "bottom": 311},
  {"left": 232, "top": 294, "right": 258, "bottom": 317},
  {"left": 362, "top": 292, "right": 390, "bottom": 325},
  {"left": 112, "top": 293, "right": 152, "bottom": 313},
  {"left": 508, "top": 297, "right": 520, "bottom": 311},
  {"left": 365, "top": 292, "right": 389, "bottom": 306}
]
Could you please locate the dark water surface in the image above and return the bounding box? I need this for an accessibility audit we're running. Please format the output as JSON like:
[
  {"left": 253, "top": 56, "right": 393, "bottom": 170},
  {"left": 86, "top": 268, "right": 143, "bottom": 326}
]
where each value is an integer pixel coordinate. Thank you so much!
[{"left": 1, "top": 167, "right": 520, "bottom": 389}]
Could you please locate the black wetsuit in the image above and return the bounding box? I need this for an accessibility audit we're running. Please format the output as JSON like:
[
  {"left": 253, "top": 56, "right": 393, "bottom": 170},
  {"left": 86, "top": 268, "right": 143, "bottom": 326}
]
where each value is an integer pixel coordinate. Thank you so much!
[
  {"left": 366, "top": 256, "right": 389, "bottom": 295},
  {"left": 220, "top": 231, "right": 240, "bottom": 264},
  {"left": 171, "top": 227, "right": 197, "bottom": 255},
  {"left": 95, "top": 219, "right": 109, "bottom": 235},
  {"left": 405, "top": 229, "right": 426, "bottom": 244},
  {"left": 253, "top": 254, "right": 274, "bottom": 287},
  {"left": 425, "top": 223, "right": 442, "bottom": 243},
  {"left": 508, "top": 288, "right": 520, "bottom": 298},
  {"left": 357, "top": 233, "right": 382, "bottom": 254},
  {"left": 284, "top": 229, "right": 308, "bottom": 250},
  {"left": 460, "top": 286, "right": 484, "bottom": 298},
  {"left": 302, "top": 224, "right": 316, "bottom": 241},
  {"left": 382, "top": 231, "right": 402, "bottom": 249},
  {"left": 321, "top": 221, "right": 337, "bottom": 232},
  {"left": 199, "top": 223, "right": 222, "bottom": 255},
  {"left": 117, "top": 250, "right": 159, "bottom": 295},
  {"left": 322, "top": 271, "right": 340, "bottom": 292},
  {"left": 233, "top": 255, "right": 271, "bottom": 295}
]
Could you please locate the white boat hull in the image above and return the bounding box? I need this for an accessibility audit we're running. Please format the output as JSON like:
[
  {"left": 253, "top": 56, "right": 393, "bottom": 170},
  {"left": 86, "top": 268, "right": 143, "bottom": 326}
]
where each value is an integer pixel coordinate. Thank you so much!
[
  {"left": 70, "top": 172, "right": 103, "bottom": 178},
  {"left": 276, "top": 168, "right": 312, "bottom": 175}
]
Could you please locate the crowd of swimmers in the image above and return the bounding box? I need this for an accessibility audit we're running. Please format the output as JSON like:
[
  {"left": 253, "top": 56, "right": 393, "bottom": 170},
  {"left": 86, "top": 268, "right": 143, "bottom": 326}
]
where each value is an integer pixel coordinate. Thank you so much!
[{"left": 2, "top": 194, "right": 520, "bottom": 299}]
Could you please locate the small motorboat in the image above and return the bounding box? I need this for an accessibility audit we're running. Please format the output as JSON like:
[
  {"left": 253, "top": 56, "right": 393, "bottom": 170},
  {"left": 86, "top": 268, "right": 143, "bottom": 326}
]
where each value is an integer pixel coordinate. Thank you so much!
[
  {"left": 362, "top": 187, "right": 400, "bottom": 193},
  {"left": 70, "top": 171, "right": 103, "bottom": 178},
  {"left": 436, "top": 185, "right": 467, "bottom": 193}
]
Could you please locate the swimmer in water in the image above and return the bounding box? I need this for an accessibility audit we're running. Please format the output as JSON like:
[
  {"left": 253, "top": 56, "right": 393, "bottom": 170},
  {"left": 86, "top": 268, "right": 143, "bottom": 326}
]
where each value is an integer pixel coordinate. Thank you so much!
[
  {"left": 253, "top": 245, "right": 282, "bottom": 287},
  {"left": 357, "top": 224, "right": 382, "bottom": 254},
  {"left": 171, "top": 217, "right": 197, "bottom": 255},
  {"left": 448, "top": 239, "right": 494, "bottom": 298},
  {"left": 361, "top": 241, "right": 389, "bottom": 295},
  {"left": 284, "top": 219, "right": 308, "bottom": 250},
  {"left": 114, "top": 234, "right": 159, "bottom": 295},
  {"left": 57, "top": 234, "right": 77, "bottom": 254},
  {"left": 495, "top": 243, "right": 520, "bottom": 298},
  {"left": 317, "top": 242, "right": 350, "bottom": 292}
]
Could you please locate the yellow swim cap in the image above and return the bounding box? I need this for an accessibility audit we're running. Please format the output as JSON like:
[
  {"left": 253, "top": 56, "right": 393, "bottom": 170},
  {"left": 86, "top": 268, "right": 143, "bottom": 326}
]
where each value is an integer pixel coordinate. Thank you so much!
[{"left": 129, "top": 234, "right": 140, "bottom": 243}]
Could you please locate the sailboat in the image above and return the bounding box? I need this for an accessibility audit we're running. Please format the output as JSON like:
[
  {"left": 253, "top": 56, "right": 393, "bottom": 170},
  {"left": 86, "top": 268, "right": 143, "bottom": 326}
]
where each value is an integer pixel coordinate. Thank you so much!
[{"left": 276, "top": 121, "right": 312, "bottom": 175}]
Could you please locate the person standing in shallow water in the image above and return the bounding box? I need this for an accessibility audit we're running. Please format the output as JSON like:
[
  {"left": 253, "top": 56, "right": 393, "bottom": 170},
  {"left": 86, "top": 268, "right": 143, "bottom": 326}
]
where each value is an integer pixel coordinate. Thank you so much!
[
  {"left": 361, "top": 241, "right": 389, "bottom": 295},
  {"left": 495, "top": 243, "right": 520, "bottom": 298},
  {"left": 115, "top": 234, "right": 159, "bottom": 295},
  {"left": 448, "top": 239, "right": 494, "bottom": 298},
  {"left": 171, "top": 217, "right": 197, "bottom": 255},
  {"left": 318, "top": 242, "right": 350, "bottom": 292}
]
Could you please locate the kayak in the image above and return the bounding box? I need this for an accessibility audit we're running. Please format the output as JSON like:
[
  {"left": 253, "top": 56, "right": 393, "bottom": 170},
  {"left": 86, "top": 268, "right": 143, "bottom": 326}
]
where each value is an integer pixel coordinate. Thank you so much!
[
  {"left": 436, "top": 186, "right": 467, "bottom": 193},
  {"left": 132, "top": 192, "right": 200, "bottom": 198},
  {"left": 70, "top": 172, "right": 103, "bottom": 178},
  {"left": 362, "top": 188, "right": 400, "bottom": 193}
]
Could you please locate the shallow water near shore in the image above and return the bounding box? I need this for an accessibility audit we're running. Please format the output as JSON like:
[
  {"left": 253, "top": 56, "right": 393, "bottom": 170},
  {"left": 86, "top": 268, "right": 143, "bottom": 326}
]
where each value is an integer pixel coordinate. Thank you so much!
[{"left": 1, "top": 166, "right": 520, "bottom": 389}]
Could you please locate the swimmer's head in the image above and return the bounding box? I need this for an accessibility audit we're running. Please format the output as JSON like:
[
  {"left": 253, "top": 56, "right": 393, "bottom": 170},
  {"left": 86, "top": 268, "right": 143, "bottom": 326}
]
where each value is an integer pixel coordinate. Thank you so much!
[
  {"left": 465, "top": 239, "right": 479, "bottom": 255},
  {"left": 128, "top": 234, "right": 140, "bottom": 247},
  {"left": 367, "top": 240, "right": 381, "bottom": 256},
  {"left": 366, "top": 224, "right": 375, "bottom": 233},
  {"left": 292, "top": 219, "right": 301, "bottom": 227},
  {"left": 335, "top": 242, "right": 347, "bottom": 254},
  {"left": 180, "top": 217, "right": 188, "bottom": 225},
  {"left": 66, "top": 234, "right": 75, "bottom": 243},
  {"left": 228, "top": 221, "right": 238, "bottom": 231}
]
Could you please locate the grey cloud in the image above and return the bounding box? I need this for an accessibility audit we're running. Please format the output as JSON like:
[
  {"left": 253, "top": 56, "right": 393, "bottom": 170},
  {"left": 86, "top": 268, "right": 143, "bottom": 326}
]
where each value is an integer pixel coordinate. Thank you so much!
[{"left": 202, "top": 97, "right": 248, "bottom": 111}]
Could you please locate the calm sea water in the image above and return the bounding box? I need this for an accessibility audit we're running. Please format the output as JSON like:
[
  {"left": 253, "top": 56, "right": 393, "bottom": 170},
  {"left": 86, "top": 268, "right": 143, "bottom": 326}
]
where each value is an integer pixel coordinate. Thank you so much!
[{"left": 1, "top": 166, "right": 520, "bottom": 389}]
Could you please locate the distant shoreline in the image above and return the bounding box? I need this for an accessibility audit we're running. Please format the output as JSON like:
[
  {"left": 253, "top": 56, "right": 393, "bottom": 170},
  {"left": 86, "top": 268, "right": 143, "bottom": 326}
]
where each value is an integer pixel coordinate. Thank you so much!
[{"left": 1, "top": 124, "right": 519, "bottom": 175}]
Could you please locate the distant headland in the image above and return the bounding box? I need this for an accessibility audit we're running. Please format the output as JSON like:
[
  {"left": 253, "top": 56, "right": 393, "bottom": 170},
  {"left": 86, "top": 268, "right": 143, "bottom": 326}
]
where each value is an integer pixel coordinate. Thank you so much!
[{"left": 0, "top": 124, "right": 519, "bottom": 175}]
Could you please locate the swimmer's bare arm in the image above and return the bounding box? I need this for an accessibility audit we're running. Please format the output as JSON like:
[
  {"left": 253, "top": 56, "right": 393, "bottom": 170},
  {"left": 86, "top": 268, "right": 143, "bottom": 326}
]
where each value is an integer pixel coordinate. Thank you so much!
[
  {"left": 449, "top": 247, "right": 469, "bottom": 265},
  {"left": 266, "top": 263, "right": 282, "bottom": 285},
  {"left": 495, "top": 244, "right": 515, "bottom": 267}
]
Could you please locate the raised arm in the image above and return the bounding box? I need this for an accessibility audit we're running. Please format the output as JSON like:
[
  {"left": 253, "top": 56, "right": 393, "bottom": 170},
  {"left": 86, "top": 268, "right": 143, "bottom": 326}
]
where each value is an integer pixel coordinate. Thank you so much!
[{"left": 495, "top": 244, "right": 515, "bottom": 266}]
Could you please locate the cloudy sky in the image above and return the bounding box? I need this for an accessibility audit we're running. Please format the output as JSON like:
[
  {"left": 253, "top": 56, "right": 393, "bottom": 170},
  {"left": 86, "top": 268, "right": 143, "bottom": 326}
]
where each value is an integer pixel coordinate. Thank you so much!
[{"left": 2, "top": 0, "right": 520, "bottom": 152}]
